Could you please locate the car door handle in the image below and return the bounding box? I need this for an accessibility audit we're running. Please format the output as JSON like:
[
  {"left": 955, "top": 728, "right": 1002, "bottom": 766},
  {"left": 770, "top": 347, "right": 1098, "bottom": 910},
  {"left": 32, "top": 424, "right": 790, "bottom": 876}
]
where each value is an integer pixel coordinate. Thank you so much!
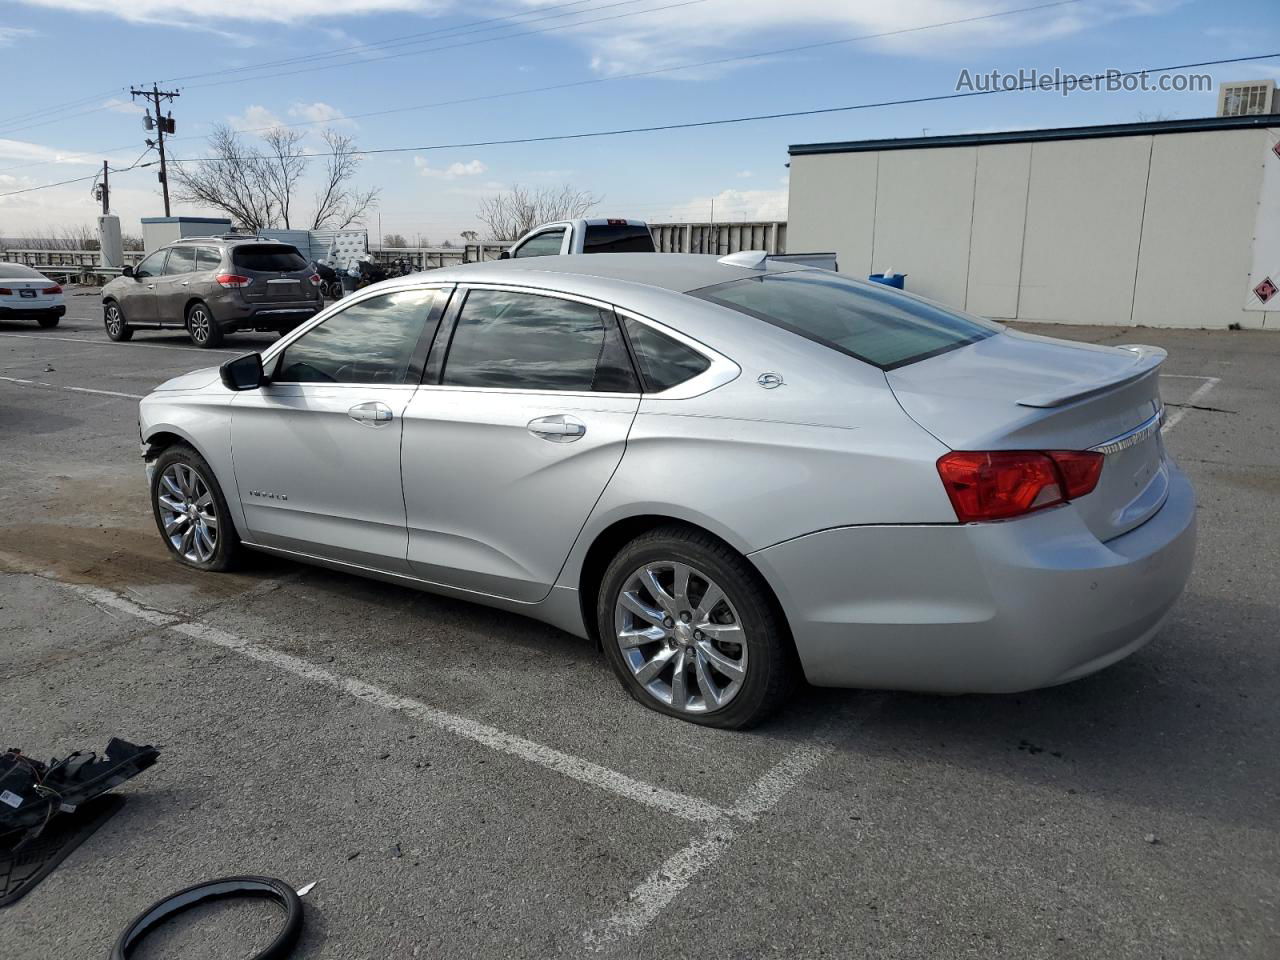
[
  {"left": 527, "top": 414, "right": 586, "bottom": 442},
  {"left": 348, "top": 401, "right": 394, "bottom": 426},
  {"left": 180, "top": 281, "right": 189, "bottom": 286}
]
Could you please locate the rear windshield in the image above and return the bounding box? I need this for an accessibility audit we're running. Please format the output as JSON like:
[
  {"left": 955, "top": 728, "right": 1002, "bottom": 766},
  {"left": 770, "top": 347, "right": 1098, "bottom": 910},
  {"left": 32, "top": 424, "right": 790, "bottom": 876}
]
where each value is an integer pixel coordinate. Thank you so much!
[
  {"left": 232, "top": 245, "right": 308, "bottom": 272},
  {"left": 582, "top": 224, "right": 655, "bottom": 254},
  {"left": 692, "top": 271, "right": 995, "bottom": 370},
  {"left": 0, "top": 263, "right": 46, "bottom": 279}
]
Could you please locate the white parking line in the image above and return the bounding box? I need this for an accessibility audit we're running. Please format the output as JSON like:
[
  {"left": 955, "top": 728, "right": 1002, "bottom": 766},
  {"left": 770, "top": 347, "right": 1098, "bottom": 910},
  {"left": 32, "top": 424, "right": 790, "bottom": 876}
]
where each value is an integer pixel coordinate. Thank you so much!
[
  {"left": 1162, "top": 376, "right": 1222, "bottom": 435},
  {"left": 39, "top": 577, "right": 730, "bottom": 826},
  {"left": 0, "top": 375, "right": 143, "bottom": 400},
  {"left": 0, "top": 331, "right": 240, "bottom": 355}
]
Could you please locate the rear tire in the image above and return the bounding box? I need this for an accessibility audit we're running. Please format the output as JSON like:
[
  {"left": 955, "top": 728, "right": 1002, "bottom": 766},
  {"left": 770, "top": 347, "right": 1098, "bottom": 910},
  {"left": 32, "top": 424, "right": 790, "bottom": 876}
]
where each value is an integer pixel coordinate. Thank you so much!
[
  {"left": 150, "top": 444, "right": 241, "bottom": 572},
  {"left": 597, "top": 525, "right": 797, "bottom": 729},
  {"left": 104, "top": 301, "right": 133, "bottom": 341},
  {"left": 37, "top": 314, "right": 59, "bottom": 328},
  {"left": 186, "top": 302, "right": 223, "bottom": 348}
]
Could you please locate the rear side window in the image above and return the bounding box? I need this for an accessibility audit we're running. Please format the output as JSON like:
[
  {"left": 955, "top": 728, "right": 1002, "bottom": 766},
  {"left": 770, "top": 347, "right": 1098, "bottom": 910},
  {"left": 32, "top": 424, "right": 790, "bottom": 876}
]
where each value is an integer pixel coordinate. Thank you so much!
[
  {"left": 164, "top": 245, "right": 197, "bottom": 274},
  {"left": 582, "top": 223, "right": 655, "bottom": 254},
  {"left": 442, "top": 289, "right": 637, "bottom": 392},
  {"left": 693, "top": 271, "right": 995, "bottom": 370},
  {"left": 622, "top": 318, "right": 710, "bottom": 392},
  {"left": 512, "top": 229, "right": 564, "bottom": 259},
  {"left": 233, "top": 245, "right": 308, "bottom": 272},
  {"left": 195, "top": 247, "right": 221, "bottom": 270}
]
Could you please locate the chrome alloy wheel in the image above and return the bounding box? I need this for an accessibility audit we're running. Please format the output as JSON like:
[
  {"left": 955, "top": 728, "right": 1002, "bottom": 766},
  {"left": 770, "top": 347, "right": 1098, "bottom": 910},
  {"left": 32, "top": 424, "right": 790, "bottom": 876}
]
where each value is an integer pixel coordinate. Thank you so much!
[
  {"left": 157, "top": 463, "right": 219, "bottom": 563},
  {"left": 105, "top": 303, "right": 123, "bottom": 337},
  {"left": 613, "top": 561, "right": 748, "bottom": 714},
  {"left": 188, "top": 306, "right": 211, "bottom": 343}
]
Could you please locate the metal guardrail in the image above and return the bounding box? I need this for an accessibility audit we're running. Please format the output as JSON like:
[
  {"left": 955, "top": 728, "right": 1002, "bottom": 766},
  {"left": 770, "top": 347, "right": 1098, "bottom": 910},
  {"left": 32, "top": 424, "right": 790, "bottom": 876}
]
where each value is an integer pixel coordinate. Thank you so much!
[{"left": 1, "top": 248, "right": 144, "bottom": 268}]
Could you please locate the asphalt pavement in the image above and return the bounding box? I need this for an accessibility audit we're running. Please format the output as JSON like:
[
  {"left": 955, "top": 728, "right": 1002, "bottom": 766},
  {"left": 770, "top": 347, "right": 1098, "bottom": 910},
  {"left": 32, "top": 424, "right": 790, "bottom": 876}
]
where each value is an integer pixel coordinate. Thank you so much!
[{"left": 1, "top": 288, "right": 1277, "bottom": 958}]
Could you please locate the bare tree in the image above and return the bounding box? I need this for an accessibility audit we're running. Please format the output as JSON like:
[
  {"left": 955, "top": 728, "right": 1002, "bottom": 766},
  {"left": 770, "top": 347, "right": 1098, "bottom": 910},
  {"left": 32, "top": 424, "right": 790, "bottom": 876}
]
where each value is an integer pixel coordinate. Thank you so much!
[
  {"left": 460, "top": 230, "right": 478, "bottom": 242},
  {"left": 260, "top": 127, "right": 307, "bottom": 229},
  {"left": 310, "top": 130, "right": 380, "bottom": 230},
  {"left": 171, "top": 125, "right": 277, "bottom": 233},
  {"left": 171, "top": 125, "right": 379, "bottom": 233},
  {"left": 475, "top": 184, "right": 601, "bottom": 240},
  {"left": 383, "top": 232, "right": 408, "bottom": 247}
]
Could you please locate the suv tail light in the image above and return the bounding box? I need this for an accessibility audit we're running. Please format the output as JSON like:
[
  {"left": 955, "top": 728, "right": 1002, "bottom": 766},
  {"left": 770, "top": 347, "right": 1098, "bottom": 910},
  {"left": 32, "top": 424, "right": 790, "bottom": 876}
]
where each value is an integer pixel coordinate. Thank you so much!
[
  {"left": 937, "top": 450, "right": 1104, "bottom": 523},
  {"left": 0, "top": 288, "right": 10, "bottom": 295},
  {"left": 216, "top": 274, "right": 252, "bottom": 289},
  {"left": 308, "top": 273, "right": 322, "bottom": 286},
  {"left": 42, "top": 285, "right": 62, "bottom": 295}
]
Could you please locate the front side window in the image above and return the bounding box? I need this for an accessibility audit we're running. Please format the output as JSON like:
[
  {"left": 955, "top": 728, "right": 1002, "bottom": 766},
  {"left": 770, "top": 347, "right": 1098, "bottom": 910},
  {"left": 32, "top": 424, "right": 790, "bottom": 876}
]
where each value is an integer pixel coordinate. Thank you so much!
[
  {"left": 622, "top": 318, "right": 711, "bottom": 392},
  {"left": 693, "top": 270, "right": 996, "bottom": 370},
  {"left": 164, "top": 245, "right": 197, "bottom": 274},
  {"left": 195, "top": 247, "right": 222, "bottom": 271},
  {"left": 442, "top": 289, "right": 637, "bottom": 392},
  {"left": 274, "top": 289, "right": 439, "bottom": 385},
  {"left": 134, "top": 250, "right": 167, "bottom": 279},
  {"left": 512, "top": 229, "right": 565, "bottom": 259}
]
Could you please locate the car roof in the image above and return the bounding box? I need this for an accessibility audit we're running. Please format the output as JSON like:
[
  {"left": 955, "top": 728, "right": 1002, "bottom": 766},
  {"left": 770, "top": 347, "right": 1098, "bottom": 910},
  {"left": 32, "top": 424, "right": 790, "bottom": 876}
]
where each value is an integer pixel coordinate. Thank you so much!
[
  {"left": 402, "top": 253, "right": 802, "bottom": 296},
  {"left": 169, "top": 236, "right": 298, "bottom": 247}
]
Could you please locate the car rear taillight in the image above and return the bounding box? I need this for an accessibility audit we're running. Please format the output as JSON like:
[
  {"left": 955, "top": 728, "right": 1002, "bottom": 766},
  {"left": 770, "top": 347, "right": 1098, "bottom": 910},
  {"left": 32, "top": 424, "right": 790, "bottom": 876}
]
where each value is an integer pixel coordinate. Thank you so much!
[
  {"left": 216, "top": 274, "right": 252, "bottom": 289},
  {"left": 309, "top": 273, "right": 322, "bottom": 285},
  {"left": 0, "top": 288, "right": 10, "bottom": 295},
  {"left": 42, "top": 285, "right": 62, "bottom": 295},
  {"left": 936, "top": 450, "right": 1104, "bottom": 523}
]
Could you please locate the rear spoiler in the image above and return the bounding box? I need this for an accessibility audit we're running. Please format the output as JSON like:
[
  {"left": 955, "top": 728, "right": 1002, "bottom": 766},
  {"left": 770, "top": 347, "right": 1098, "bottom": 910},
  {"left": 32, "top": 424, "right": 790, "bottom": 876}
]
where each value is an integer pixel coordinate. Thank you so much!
[
  {"left": 718, "top": 251, "right": 838, "bottom": 272},
  {"left": 1017, "top": 344, "right": 1167, "bottom": 408}
]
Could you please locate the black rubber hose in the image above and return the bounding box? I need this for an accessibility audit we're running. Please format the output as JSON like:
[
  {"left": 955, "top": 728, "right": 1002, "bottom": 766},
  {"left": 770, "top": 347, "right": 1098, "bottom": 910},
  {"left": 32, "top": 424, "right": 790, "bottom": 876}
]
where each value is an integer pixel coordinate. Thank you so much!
[{"left": 111, "top": 875, "right": 303, "bottom": 960}]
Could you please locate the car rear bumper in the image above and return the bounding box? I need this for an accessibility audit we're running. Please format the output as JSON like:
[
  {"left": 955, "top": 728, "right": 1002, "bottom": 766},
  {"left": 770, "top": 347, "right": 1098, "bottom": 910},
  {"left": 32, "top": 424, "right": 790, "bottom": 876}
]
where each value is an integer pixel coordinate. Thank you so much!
[
  {"left": 749, "top": 462, "right": 1196, "bottom": 693},
  {"left": 0, "top": 303, "right": 64, "bottom": 318},
  {"left": 217, "top": 299, "right": 320, "bottom": 330}
]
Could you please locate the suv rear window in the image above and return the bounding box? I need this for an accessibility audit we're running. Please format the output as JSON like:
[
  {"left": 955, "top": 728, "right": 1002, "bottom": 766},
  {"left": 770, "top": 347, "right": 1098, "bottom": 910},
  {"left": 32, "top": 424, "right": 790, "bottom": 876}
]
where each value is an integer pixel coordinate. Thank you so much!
[
  {"left": 582, "top": 223, "right": 655, "bottom": 254},
  {"left": 692, "top": 271, "right": 995, "bottom": 370},
  {"left": 232, "top": 245, "right": 308, "bottom": 272}
]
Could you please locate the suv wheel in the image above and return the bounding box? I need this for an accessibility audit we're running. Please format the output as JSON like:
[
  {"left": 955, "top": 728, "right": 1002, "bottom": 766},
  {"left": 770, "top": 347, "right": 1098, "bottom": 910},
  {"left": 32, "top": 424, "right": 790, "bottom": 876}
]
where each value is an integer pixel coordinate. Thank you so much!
[
  {"left": 104, "top": 301, "right": 133, "bottom": 341},
  {"left": 150, "top": 444, "right": 240, "bottom": 571},
  {"left": 186, "top": 302, "right": 223, "bottom": 348},
  {"left": 597, "top": 526, "right": 797, "bottom": 728}
]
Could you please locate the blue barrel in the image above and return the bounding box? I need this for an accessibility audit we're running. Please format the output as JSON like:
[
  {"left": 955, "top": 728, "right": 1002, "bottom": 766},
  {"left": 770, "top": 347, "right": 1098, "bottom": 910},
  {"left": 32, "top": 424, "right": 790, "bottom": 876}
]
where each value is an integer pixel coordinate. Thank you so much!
[{"left": 868, "top": 272, "right": 906, "bottom": 289}]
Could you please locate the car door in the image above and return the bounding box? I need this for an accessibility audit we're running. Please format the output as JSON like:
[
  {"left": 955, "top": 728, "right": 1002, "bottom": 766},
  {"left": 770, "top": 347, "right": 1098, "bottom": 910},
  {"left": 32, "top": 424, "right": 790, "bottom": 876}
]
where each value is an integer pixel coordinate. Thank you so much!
[
  {"left": 156, "top": 244, "right": 197, "bottom": 323},
  {"left": 122, "top": 249, "right": 167, "bottom": 324},
  {"left": 401, "top": 285, "right": 641, "bottom": 602},
  {"left": 230, "top": 286, "right": 448, "bottom": 572}
]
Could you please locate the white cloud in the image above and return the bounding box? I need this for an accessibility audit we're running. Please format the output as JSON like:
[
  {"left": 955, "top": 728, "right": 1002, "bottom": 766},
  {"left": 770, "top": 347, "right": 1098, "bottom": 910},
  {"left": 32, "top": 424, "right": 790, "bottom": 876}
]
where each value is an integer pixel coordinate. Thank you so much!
[
  {"left": 0, "top": 26, "right": 36, "bottom": 46},
  {"left": 287, "top": 101, "right": 353, "bottom": 126},
  {"left": 414, "top": 157, "right": 487, "bottom": 179},
  {"left": 659, "top": 187, "right": 788, "bottom": 224},
  {"left": 227, "top": 105, "right": 282, "bottom": 131},
  {"left": 102, "top": 97, "right": 146, "bottom": 116},
  {"left": 10, "top": 0, "right": 446, "bottom": 25},
  {"left": 736, "top": 170, "right": 753, "bottom": 178}
]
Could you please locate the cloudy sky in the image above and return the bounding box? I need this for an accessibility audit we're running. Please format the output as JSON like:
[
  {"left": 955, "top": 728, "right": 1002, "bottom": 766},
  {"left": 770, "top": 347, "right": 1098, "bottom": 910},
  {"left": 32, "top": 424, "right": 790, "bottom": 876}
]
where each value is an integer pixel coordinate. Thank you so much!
[{"left": 0, "top": 0, "right": 1272, "bottom": 242}]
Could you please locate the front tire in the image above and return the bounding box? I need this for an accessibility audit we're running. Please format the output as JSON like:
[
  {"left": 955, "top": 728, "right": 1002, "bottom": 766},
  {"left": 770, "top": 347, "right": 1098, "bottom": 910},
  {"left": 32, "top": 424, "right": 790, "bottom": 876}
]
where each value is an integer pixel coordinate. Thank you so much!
[
  {"left": 104, "top": 301, "right": 133, "bottom": 341},
  {"left": 186, "top": 302, "right": 223, "bottom": 348},
  {"left": 37, "top": 313, "right": 60, "bottom": 328},
  {"left": 598, "top": 526, "right": 797, "bottom": 728},
  {"left": 150, "top": 444, "right": 241, "bottom": 572}
]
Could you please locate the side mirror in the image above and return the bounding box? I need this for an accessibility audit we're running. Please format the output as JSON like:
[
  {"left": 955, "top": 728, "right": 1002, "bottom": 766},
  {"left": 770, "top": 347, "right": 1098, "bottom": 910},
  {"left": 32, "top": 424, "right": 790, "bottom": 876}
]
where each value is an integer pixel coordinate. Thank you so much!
[
  {"left": 498, "top": 250, "right": 511, "bottom": 260},
  {"left": 219, "top": 352, "right": 265, "bottom": 391},
  {"left": 121, "top": 265, "right": 134, "bottom": 278}
]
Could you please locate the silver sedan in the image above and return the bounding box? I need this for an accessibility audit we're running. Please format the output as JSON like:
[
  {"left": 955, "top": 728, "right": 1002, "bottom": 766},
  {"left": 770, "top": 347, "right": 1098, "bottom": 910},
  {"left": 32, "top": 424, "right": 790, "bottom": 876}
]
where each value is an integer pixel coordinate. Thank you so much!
[{"left": 138, "top": 253, "right": 1196, "bottom": 727}]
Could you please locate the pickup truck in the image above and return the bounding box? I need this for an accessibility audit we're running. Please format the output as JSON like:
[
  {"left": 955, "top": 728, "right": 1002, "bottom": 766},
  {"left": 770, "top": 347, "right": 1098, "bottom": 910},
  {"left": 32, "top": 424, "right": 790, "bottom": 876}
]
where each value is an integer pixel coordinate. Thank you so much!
[{"left": 502, "top": 218, "right": 655, "bottom": 259}]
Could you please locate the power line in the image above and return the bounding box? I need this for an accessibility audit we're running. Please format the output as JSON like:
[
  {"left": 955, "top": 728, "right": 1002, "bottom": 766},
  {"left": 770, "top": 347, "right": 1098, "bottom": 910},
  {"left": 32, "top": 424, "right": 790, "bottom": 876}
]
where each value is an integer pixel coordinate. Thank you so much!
[
  {"left": 191, "top": 0, "right": 1085, "bottom": 141},
  {"left": 4, "top": 53, "right": 1276, "bottom": 201},
  {"left": 2, "top": 0, "right": 1079, "bottom": 167},
  {"left": 181, "top": 0, "right": 711, "bottom": 91}
]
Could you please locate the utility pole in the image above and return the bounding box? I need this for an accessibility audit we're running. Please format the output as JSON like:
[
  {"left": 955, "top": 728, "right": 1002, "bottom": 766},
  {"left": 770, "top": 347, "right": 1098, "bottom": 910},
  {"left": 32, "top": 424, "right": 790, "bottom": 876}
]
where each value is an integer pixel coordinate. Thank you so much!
[
  {"left": 130, "top": 83, "right": 180, "bottom": 216},
  {"left": 100, "top": 160, "right": 109, "bottom": 215}
]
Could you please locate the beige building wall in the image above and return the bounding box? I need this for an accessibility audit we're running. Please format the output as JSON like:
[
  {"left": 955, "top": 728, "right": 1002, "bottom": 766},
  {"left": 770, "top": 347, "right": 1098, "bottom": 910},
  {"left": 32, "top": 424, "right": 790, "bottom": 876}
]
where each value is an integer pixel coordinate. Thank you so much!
[{"left": 787, "top": 127, "right": 1273, "bottom": 329}]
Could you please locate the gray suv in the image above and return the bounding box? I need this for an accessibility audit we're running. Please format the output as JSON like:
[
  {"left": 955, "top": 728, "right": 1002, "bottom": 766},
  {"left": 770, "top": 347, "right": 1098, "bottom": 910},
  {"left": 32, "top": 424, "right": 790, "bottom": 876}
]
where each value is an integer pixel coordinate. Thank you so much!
[{"left": 102, "top": 236, "right": 322, "bottom": 347}]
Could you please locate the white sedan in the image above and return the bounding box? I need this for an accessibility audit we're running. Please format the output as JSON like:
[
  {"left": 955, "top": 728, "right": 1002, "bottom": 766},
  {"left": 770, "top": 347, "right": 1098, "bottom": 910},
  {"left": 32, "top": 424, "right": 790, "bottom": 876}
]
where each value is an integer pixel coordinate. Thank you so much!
[{"left": 0, "top": 262, "right": 65, "bottom": 328}]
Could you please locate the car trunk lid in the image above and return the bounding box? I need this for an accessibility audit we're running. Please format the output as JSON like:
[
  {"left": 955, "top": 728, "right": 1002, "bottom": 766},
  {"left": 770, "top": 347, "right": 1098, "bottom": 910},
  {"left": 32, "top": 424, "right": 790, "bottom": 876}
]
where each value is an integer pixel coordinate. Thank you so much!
[
  {"left": 232, "top": 244, "right": 312, "bottom": 302},
  {"left": 887, "top": 329, "right": 1169, "bottom": 541},
  {"left": 0, "top": 278, "right": 56, "bottom": 305}
]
